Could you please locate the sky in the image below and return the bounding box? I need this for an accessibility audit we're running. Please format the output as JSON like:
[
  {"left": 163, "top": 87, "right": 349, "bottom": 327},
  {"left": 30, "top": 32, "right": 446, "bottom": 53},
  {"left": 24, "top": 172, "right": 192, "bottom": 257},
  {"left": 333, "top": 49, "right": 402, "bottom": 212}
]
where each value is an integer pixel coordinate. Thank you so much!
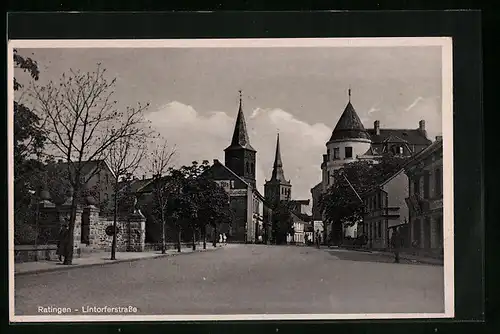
[{"left": 14, "top": 44, "right": 443, "bottom": 203}]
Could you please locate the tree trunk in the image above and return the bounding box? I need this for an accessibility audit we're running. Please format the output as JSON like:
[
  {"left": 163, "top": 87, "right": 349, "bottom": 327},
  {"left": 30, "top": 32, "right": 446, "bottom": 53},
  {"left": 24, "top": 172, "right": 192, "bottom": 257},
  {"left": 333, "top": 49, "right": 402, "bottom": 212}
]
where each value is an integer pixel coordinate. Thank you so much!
[
  {"left": 177, "top": 225, "right": 181, "bottom": 252},
  {"left": 64, "top": 185, "right": 79, "bottom": 265},
  {"left": 111, "top": 177, "right": 119, "bottom": 260},
  {"left": 192, "top": 225, "right": 196, "bottom": 251},
  {"left": 203, "top": 224, "right": 207, "bottom": 250},
  {"left": 161, "top": 211, "right": 166, "bottom": 254},
  {"left": 212, "top": 224, "right": 217, "bottom": 248}
]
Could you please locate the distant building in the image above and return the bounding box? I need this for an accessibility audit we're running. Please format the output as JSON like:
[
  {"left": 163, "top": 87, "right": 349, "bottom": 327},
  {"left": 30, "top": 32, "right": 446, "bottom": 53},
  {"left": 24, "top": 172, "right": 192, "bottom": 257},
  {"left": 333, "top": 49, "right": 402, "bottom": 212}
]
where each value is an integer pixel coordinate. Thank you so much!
[
  {"left": 404, "top": 138, "right": 443, "bottom": 256},
  {"left": 52, "top": 159, "right": 116, "bottom": 213}
]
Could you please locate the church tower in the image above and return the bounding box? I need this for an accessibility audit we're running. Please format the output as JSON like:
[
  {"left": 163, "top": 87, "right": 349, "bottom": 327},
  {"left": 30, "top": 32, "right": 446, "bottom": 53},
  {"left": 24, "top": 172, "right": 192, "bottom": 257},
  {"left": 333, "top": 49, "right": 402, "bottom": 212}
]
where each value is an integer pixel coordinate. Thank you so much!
[
  {"left": 265, "top": 133, "right": 292, "bottom": 206},
  {"left": 224, "top": 91, "right": 257, "bottom": 188}
]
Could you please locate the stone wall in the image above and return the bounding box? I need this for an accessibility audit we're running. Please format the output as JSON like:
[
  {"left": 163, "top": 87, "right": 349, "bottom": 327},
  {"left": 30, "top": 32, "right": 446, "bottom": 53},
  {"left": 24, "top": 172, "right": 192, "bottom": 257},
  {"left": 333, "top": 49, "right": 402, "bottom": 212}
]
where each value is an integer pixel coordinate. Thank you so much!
[{"left": 89, "top": 214, "right": 145, "bottom": 252}]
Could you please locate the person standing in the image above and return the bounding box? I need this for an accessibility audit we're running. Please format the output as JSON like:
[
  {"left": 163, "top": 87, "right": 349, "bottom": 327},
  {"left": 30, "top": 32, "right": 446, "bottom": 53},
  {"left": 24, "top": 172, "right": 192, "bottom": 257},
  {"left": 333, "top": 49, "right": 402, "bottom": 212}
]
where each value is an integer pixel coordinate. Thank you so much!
[
  {"left": 391, "top": 227, "right": 402, "bottom": 263},
  {"left": 56, "top": 222, "right": 69, "bottom": 263},
  {"left": 222, "top": 233, "right": 227, "bottom": 245},
  {"left": 218, "top": 233, "right": 223, "bottom": 247},
  {"left": 315, "top": 229, "right": 321, "bottom": 249}
]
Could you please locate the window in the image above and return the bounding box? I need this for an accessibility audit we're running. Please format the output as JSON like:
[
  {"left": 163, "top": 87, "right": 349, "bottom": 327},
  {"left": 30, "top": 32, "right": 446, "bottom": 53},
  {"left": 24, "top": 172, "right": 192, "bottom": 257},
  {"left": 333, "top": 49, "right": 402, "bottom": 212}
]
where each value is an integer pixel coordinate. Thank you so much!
[
  {"left": 377, "top": 221, "right": 382, "bottom": 238},
  {"left": 345, "top": 147, "right": 353, "bottom": 159},
  {"left": 246, "top": 162, "right": 250, "bottom": 173},
  {"left": 413, "top": 177, "right": 420, "bottom": 195},
  {"left": 399, "top": 146, "right": 404, "bottom": 154},
  {"left": 435, "top": 168, "right": 442, "bottom": 196},
  {"left": 333, "top": 148, "right": 340, "bottom": 160},
  {"left": 423, "top": 173, "right": 430, "bottom": 199}
]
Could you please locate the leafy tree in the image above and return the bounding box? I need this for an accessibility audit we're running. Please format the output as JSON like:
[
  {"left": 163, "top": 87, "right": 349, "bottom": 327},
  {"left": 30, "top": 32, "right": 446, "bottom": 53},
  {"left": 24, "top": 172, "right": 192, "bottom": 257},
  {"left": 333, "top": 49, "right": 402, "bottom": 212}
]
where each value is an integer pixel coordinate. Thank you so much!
[
  {"left": 319, "top": 156, "right": 408, "bottom": 244},
  {"left": 13, "top": 50, "right": 46, "bottom": 243},
  {"left": 162, "top": 161, "right": 233, "bottom": 251},
  {"left": 30, "top": 64, "right": 151, "bottom": 264},
  {"left": 271, "top": 201, "right": 294, "bottom": 245}
]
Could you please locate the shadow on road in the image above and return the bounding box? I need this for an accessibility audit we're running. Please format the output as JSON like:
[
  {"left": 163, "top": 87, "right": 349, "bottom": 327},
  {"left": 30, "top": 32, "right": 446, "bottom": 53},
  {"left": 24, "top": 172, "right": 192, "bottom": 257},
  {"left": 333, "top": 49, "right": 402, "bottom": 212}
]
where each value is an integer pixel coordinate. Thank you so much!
[{"left": 324, "top": 249, "right": 441, "bottom": 266}]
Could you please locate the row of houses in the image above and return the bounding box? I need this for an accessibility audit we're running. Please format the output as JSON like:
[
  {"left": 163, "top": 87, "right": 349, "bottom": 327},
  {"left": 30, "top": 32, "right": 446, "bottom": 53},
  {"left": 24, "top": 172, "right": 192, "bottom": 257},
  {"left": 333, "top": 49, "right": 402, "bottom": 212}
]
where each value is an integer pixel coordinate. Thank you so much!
[
  {"left": 311, "top": 90, "right": 444, "bottom": 256},
  {"left": 31, "top": 93, "right": 314, "bottom": 248}
]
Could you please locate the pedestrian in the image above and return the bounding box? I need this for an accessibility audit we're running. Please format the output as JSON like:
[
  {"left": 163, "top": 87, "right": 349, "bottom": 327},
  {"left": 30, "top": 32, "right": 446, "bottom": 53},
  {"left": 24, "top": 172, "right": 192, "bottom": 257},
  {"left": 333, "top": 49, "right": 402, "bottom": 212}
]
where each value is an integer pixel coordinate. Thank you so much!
[
  {"left": 56, "top": 222, "right": 69, "bottom": 263},
  {"left": 218, "top": 233, "right": 223, "bottom": 247},
  {"left": 315, "top": 229, "right": 321, "bottom": 249},
  {"left": 223, "top": 233, "right": 227, "bottom": 245},
  {"left": 391, "top": 227, "right": 401, "bottom": 263}
]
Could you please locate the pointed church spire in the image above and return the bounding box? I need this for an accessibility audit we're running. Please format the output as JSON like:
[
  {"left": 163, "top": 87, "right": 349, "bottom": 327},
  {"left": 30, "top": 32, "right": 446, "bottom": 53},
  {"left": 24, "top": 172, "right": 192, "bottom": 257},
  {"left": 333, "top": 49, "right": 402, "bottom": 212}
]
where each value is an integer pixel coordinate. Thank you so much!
[
  {"left": 270, "top": 132, "right": 288, "bottom": 183},
  {"left": 225, "top": 90, "right": 256, "bottom": 152},
  {"left": 348, "top": 86, "right": 351, "bottom": 103}
]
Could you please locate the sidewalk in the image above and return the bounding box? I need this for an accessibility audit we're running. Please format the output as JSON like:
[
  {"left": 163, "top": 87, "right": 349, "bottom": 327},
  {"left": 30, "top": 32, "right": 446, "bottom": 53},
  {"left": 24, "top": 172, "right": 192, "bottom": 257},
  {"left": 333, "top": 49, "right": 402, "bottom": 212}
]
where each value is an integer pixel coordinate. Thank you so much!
[
  {"left": 327, "top": 245, "right": 444, "bottom": 265},
  {"left": 15, "top": 244, "right": 226, "bottom": 276},
  {"left": 373, "top": 250, "right": 444, "bottom": 266}
]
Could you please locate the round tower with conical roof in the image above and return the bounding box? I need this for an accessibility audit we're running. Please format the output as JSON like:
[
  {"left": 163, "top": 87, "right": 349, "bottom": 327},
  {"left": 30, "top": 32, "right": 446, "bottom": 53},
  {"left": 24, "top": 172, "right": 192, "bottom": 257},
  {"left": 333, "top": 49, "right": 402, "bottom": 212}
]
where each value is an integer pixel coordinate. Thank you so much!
[{"left": 321, "top": 89, "right": 372, "bottom": 190}]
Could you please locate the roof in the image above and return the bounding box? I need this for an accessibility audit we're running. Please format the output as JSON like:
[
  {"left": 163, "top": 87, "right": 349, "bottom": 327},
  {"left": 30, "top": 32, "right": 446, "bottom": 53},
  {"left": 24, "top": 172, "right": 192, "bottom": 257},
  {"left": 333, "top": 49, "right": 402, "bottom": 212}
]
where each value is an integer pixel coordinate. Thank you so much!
[
  {"left": 367, "top": 128, "right": 431, "bottom": 146},
  {"left": 54, "top": 159, "right": 116, "bottom": 180},
  {"left": 119, "top": 178, "right": 152, "bottom": 194},
  {"left": 311, "top": 182, "right": 322, "bottom": 193},
  {"left": 404, "top": 138, "right": 443, "bottom": 170},
  {"left": 211, "top": 159, "right": 251, "bottom": 188},
  {"left": 224, "top": 97, "right": 256, "bottom": 152},
  {"left": 329, "top": 102, "right": 371, "bottom": 141},
  {"left": 205, "top": 160, "right": 274, "bottom": 208}
]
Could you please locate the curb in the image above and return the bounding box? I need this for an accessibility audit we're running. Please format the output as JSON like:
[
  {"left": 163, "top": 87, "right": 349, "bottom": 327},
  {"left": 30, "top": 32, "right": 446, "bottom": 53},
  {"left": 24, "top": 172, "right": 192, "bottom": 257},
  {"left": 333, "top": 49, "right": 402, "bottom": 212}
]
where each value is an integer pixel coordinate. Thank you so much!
[{"left": 15, "top": 246, "right": 224, "bottom": 276}]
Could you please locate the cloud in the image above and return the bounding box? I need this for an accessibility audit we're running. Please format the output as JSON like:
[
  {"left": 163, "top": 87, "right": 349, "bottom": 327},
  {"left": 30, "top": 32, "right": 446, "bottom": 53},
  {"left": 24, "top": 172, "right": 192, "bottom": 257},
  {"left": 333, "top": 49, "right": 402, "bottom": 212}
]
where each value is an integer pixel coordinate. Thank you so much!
[
  {"left": 145, "top": 102, "right": 331, "bottom": 202},
  {"left": 404, "top": 96, "right": 424, "bottom": 112}
]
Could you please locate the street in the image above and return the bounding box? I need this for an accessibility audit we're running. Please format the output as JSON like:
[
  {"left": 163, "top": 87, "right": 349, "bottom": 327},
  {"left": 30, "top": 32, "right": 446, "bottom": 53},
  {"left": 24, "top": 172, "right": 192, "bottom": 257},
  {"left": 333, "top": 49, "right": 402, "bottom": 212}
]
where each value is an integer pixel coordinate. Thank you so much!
[{"left": 14, "top": 244, "right": 444, "bottom": 315}]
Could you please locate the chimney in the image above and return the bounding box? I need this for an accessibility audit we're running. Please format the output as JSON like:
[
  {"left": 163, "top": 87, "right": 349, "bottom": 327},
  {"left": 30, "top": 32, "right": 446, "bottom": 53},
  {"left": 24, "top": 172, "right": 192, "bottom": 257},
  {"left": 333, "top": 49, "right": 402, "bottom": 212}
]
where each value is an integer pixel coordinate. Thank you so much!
[
  {"left": 142, "top": 175, "right": 146, "bottom": 180},
  {"left": 419, "top": 120, "right": 426, "bottom": 132},
  {"left": 435, "top": 135, "right": 443, "bottom": 141},
  {"left": 374, "top": 120, "right": 380, "bottom": 136}
]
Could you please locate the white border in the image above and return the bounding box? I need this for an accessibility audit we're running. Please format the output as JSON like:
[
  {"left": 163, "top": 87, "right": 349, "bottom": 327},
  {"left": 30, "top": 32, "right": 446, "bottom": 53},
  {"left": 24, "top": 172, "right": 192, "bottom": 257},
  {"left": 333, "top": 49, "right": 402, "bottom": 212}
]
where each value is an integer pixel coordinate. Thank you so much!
[{"left": 8, "top": 37, "right": 454, "bottom": 322}]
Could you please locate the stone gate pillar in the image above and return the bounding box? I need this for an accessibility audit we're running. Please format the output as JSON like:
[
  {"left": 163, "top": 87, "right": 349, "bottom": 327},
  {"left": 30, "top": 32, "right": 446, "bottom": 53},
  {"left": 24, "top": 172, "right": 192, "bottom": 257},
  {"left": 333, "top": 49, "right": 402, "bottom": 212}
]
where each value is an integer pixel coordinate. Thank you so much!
[
  {"left": 84, "top": 203, "right": 100, "bottom": 248},
  {"left": 126, "top": 211, "right": 146, "bottom": 252}
]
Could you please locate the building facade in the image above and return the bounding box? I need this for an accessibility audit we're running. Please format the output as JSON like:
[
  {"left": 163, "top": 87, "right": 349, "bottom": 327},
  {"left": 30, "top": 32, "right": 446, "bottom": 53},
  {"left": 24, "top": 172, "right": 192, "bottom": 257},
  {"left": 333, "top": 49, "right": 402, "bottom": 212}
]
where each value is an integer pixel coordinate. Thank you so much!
[
  {"left": 361, "top": 168, "right": 410, "bottom": 250},
  {"left": 404, "top": 139, "right": 443, "bottom": 256}
]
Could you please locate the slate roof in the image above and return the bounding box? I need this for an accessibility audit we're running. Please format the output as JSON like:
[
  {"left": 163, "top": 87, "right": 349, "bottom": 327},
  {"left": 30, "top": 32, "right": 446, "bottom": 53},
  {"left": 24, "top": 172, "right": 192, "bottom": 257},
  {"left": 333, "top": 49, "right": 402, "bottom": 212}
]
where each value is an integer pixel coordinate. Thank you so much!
[
  {"left": 367, "top": 128, "right": 431, "bottom": 146},
  {"left": 329, "top": 102, "right": 371, "bottom": 141},
  {"left": 224, "top": 98, "right": 256, "bottom": 152}
]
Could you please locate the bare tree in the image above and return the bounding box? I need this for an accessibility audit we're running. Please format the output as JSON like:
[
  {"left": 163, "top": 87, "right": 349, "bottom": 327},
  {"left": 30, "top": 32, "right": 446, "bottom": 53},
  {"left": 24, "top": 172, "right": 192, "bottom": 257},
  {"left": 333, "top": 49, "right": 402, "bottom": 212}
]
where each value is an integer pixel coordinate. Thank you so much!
[
  {"left": 107, "top": 133, "right": 152, "bottom": 260},
  {"left": 148, "top": 140, "right": 176, "bottom": 254},
  {"left": 31, "top": 64, "right": 150, "bottom": 264}
]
